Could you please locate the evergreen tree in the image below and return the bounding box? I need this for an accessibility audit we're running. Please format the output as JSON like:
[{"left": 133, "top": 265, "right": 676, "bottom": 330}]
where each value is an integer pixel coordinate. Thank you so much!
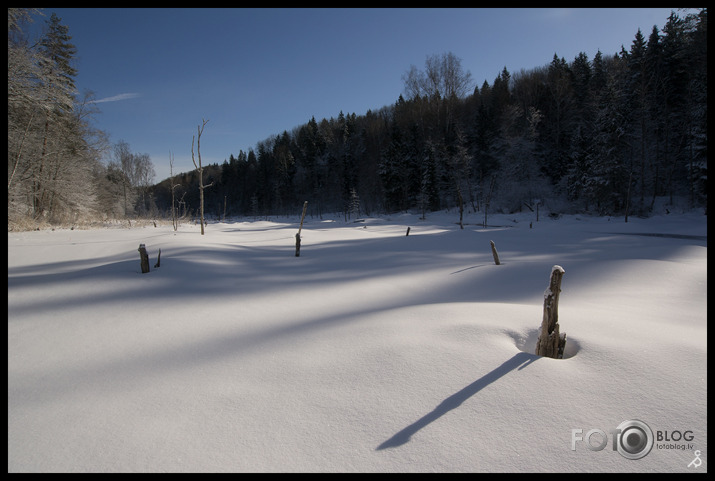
[
  {"left": 340, "top": 112, "right": 360, "bottom": 216},
  {"left": 33, "top": 13, "right": 79, "bottom": 217},
  {"left": 273, "top": 130, "right": 296, "bottom": 214},
  {"left": 570, "top": 52, "right": 591, "bottom": 112},
  {"left": 683, "top": 8, "right": 708, "bottom": 208},
  {"left": 444, "top": 122, "right": 472, "bottom": 222},
  {"left": 38, "top": 13, "right": 77, "bottom": 114},
  {"left": 625, "top": 28, "right": 651, "bottom": 213},
  {"left": 543, "top": 54, "right": 574, "bottom": 183},
  {"left": 379, "top": 119, "right": 408, "bottom": 212},
  {"left": 590, "top": 50, "right": 607, "bottom": 95},
  {"left": 584, "top": 63, "right": 631, "bottom": 214},
  {"left": 659, "top": 11, "right": 691, "bottom": 203},
  {"left": 468, "top": 80, "right": 501, "bottom": 210},
  {"left": 419, "top": 140, "right": 441, "bottom": 215}
]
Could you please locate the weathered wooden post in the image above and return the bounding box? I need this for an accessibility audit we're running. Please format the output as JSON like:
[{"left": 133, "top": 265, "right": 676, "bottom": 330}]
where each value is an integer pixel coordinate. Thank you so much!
[
  {"left": 295, "top": 201, "right": 308, "bottom": 257},
  {"left": 298, "top": 201, "right": 308, "bottom": 234},
  {"left": 154, "top": 249, "right": 161, "bottom": 269},
  {"left": 535, "top": 265, "right": 566, "bottom": 358},
  {"left": 138, "top": 244, "right": 150, "bottom": 274},
  {"left": 295, "top": 232, "right": 301, "bottom": 257},
  {"left": 406, "top": 226, "right": 411, "bottom": 236},
  {"left": 490, "top": 240, "right": 500, "bottom": 265}
]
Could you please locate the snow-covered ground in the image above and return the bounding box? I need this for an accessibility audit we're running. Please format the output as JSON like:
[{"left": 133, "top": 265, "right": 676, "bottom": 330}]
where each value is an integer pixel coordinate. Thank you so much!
[{"left": 8, "top": 208, "right": 707, "bottom": 472}]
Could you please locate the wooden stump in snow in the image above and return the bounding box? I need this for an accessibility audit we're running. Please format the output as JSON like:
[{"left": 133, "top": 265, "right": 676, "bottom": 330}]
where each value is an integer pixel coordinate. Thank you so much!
[
  {"left": 535, "top": 265, "right": 566, "bottom": 359},
  {"left": 154, "top": 249, "right": 161, "bottom": 268},
  {"left": 295, "top": 201, "right": 308, "bottom": 257},
  {"left": 490, "top": 240, "right": 500, "bottom": 265},
  {"left": 138, "top": 243, "right": 150, "bottom": 274}
]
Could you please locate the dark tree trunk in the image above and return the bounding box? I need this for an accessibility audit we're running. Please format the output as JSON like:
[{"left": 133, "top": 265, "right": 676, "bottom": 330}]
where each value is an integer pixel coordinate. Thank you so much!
[{"left": 138, "top": 243, "right": 150, "bottom": 274}]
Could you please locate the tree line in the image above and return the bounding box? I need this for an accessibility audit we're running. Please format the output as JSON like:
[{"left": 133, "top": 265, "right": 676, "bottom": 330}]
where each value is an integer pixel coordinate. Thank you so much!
[
  {"left": 9, "top": 9, "right": 707, "bottom": 229},
  {"left": 152, "top": 9, "right": 706, "bottom": 221}
]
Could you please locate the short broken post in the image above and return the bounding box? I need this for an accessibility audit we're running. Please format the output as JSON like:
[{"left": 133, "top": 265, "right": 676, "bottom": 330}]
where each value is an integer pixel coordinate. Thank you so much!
[
  {"left": 138, "top": 243, "right": 150, "bottom": 274},
  {"left": 295, "top": 201, "right": 308, "bottom": 257},
  {"left": 154, "top": 249, "right": 161, "bottom": 269},
  {"left": 490, "top": 240, "right": 500, "bottom": 265},
  {"left": 535, "top": 265, "right": 566, "bottom": 359},
  {"left": 406, "top": 226, "right": 411, "bottom": 236}
]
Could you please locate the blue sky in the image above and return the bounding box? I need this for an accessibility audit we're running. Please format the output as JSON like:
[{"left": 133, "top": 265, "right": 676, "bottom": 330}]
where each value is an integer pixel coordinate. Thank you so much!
[{"left": 30, "top": 8, "right": 679, "bottom": 182}]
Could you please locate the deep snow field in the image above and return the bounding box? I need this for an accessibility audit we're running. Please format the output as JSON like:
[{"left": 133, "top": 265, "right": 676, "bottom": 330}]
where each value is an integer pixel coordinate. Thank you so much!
[{"left": 8, "top": 208, "right": 707, "bottom": 472}]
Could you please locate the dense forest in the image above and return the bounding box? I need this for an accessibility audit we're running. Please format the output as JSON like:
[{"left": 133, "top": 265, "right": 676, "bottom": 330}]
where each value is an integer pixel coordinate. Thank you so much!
[{"left": 8, "top": 8, "right": 707, "bottom": 229}]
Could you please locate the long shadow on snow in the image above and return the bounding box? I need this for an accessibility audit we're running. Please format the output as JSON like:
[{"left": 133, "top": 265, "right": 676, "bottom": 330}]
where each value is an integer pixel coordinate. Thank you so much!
[
  {"left": 376, "top": 351, "right": 539, "bottom": 450},
  {"left": 8, "top": 226, "right": 703, "bottom": 407},
  {"left": 8, "top": 233, "right": 460, "bottom": 317},
  {"left": 8, "top": 226, "right": 705, "bottom": 319}
]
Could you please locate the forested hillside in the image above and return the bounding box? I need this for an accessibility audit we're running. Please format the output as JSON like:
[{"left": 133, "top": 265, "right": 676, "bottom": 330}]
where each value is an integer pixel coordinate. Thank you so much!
[
  {"left": 8, "top": 9, "right": 707, "bottom": 228},
  {"left": 152, "top": 10, "right": 707, "bottom": 220}
]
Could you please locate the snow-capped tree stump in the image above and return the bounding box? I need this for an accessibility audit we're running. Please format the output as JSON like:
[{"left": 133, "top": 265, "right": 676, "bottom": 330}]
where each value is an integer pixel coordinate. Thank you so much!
[
  {"left": 138, "top": 244, "right": 150, "bottom": 274},
  {"left": 490, "top": 240, "right": 500, "bottom": 265},
  {"left": 535, "top": 265, "right": 566, "bottom": 359}
]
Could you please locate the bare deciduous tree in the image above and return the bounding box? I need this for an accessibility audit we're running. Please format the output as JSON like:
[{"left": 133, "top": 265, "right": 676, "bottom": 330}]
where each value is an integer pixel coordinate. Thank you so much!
[
  {"left": 108, "top": 140, "right": 154, "bottom": 217},
  {"left": 402, "top": 52, "right": 473, "bottom": 100},
  {"left": 168, "top": 150, "right": 180, "bottom": 231},
  {"left": 133, "top": 152, "right": 155, "bottom": 215},
  {"left": 191, "top": 118, "right": 213, "bottom": 235}
]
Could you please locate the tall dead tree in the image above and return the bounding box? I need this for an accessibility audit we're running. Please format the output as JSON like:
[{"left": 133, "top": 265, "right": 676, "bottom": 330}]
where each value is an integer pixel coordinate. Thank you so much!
[
  {"left": 535, "top": 265, "right": 566, "bottom": 359},
  {"left": 191, "top": 119, "right": 213, "bottom": 235},
  {"left": 169, "top": 150, "right": 180, "bottom": 231}
]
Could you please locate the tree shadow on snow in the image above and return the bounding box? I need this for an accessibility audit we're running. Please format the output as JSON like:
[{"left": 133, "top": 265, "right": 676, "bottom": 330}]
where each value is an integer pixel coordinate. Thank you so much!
[{"left": 376, "top": 351, "right": 538, "bottom": 450}]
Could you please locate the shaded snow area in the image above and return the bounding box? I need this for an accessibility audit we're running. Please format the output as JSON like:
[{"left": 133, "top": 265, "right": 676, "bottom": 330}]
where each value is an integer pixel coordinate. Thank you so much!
[{"left": 8, "top": 210, "right": 707, "bottom": 472}]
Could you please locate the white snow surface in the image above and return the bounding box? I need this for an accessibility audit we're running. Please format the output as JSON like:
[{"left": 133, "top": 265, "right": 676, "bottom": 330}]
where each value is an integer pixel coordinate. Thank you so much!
[{"left": 8, "top": 210, "right": 707, "bottom": 472}]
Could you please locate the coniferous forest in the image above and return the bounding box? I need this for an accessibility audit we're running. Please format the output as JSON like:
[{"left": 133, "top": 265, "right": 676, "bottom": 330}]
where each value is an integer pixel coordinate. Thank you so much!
[{"left": 8, "top": 9, "right": 707, "bottom": 228}]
